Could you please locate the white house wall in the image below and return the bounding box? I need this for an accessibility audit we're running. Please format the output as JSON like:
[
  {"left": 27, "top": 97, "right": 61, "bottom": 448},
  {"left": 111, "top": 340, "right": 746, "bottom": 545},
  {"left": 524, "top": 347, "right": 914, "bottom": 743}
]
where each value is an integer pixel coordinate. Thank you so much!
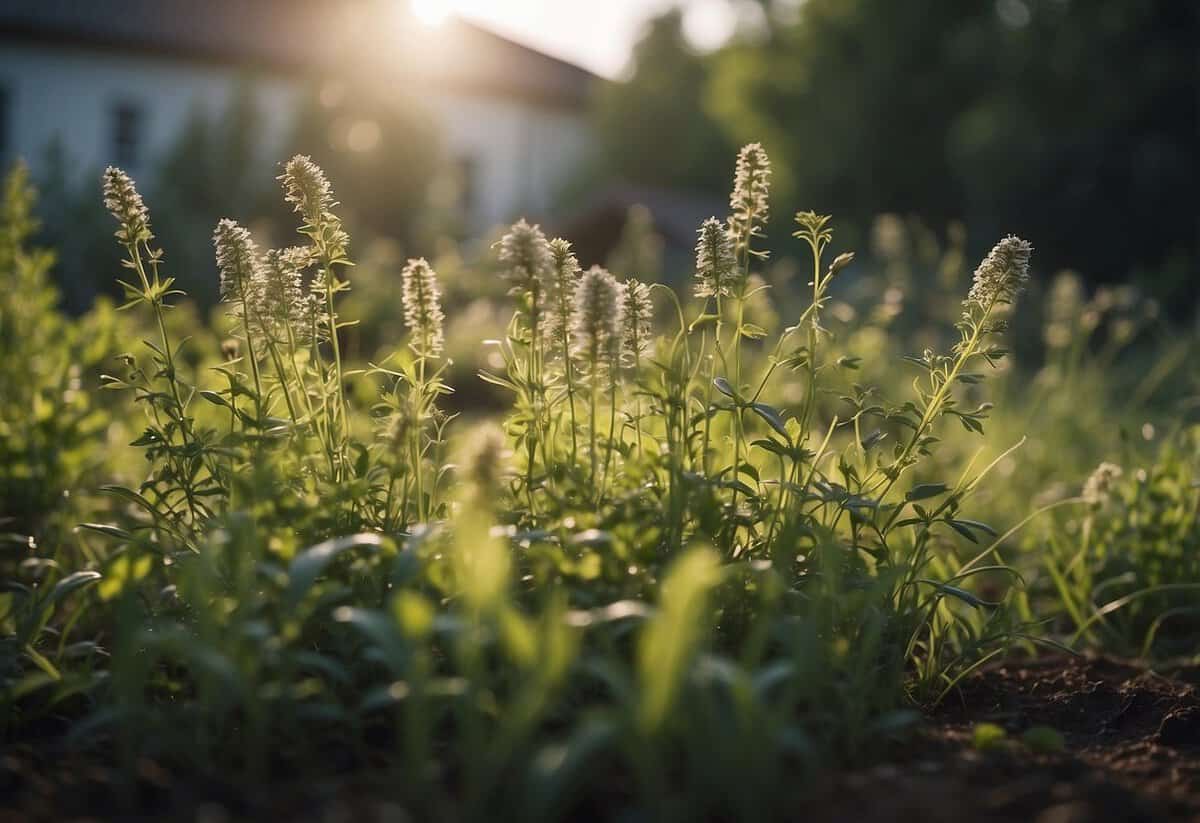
[
  {"left": 0, "top": 43, "right": 300, "bottom": 182},
  {"left": 424, "top": 90, "right": 592, "bottom": 231},
  {"left": 0, "top": 42, "right": 593, "bottom": 233}
]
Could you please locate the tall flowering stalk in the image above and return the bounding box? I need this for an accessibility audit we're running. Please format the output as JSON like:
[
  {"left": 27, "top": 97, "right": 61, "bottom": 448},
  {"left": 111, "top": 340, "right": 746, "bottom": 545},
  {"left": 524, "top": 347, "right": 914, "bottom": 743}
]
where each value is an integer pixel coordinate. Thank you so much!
[
  {"left": 727, "top": 143, "right": 771, "bottom": 268},
  {"left": 875, "top": 235, "right": 1033, "bottom": 525},
  {"left": 547, "top": 238, "right": 581, "bottom": 463},
  {"left": 694, "top": 217, "right": 736, "bottom": 300},
  {"left": 257, "top": 247, "right": 309, "bottom": 343},
  {"left": 102, "top": 167, "right": 205, "bottom": 525},
  {"left": 401, "top": 257, "right": 445, "bottom": 361},
  {"left": 571, "top": 265, "right": 623, "bottom": 492},
  {"left": 260, "top": 246, "right": 319, "bottom": 433},
  {"left": 790, "top": 212, "right": 833, "bottom": 438},
  {"left": 213, "top": 219, "right": 267, "bottom": 416},
  {"left": 498, "top": 218, "right": 552, "bottom": 348},
  {"left": 755, "top": 213, "right": 853, "bottom": 547},
  {"left": 721, "top": 144, "right": 772, "bottom": 513},
  {"left": 497, "top": 219, "right": 552, "bottom": 511},
  {"left": 694, "top": 217, "right": 735, "bottom": 475},
  {"left": 622, "top": 278, "right": 653, "bottom": 456},
  {"left": 400, "top": 257, "right": 446, "bottom": 522},
  {"left": 280, "top": 155, "right": 351, "bottom": 478}
]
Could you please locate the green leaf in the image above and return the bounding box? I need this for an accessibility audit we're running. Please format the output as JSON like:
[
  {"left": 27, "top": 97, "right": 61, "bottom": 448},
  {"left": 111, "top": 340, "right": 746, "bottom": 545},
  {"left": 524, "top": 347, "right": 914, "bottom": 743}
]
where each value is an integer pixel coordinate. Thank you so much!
[
  {"left": 750, "top": 402, "right": 789, "bottom": 438},
  {"left": 199, "top": 390, "right": 232, "bottom": 409},
  {"left": 959, "top": 415, "right": 985, "bottom": 434},
  {"left": 945, "top": 519, "right": 979, "bottom": 543},
  {"left": 712, "top": 377, "right": 737, "bottom": 399},
  {"left": 917, "top": 579, "right": 997, "bottom": 609},
  {"left": 49, "top": 571, "right": 102, "bottom": 605},
  {"left": 721, "top": 479, "right": 757, "bottom": 497},
  {"left": 861, "top": 429, "right": 887, "bottom": 449},
  {"left": 972, "top": 722, "right": 1007, "bottom": 751},
  {"left": 951, "top": 518, "right": 998, "bottom": 538},
  {"left": 1021, "top": 726, "right": 1065, "bottom": 754},
  {"left": 751, "top": 437, "right": 789, "bottom": 457},
  {"left": 79, "top": 523, "right": 133, "bottom": 542},
  {"left": 23, "top": 645, "right": 61, "bottom": 681},
  {"left": 905, "top": 483, "right": 949, "bottom": 501},
  {"left": 287, "top": 534, "right": 389, "bottom": 608}
]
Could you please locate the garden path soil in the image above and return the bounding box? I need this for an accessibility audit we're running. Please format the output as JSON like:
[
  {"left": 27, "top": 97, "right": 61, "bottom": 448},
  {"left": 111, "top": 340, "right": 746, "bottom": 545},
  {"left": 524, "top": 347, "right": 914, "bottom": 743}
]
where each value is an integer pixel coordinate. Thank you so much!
[
  {"left": 815, "top": 654, "right": 1200, "bottom": 822},
  {"left": 2, "top": 654, "right": 1197, "bottom": 821}
]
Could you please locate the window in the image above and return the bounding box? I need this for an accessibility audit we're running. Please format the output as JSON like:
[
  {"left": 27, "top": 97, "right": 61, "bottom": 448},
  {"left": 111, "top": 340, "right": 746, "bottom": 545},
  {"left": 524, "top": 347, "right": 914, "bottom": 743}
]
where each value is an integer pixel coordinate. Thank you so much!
[
  {"left": 0, "top": 84, "right": 10, "bottom": 165},
  {"left": 455, "top": 154, "right": 477, "bottom": 216},
  {"left": 110, "top": 101, "right": 143, "bottom": 168}
]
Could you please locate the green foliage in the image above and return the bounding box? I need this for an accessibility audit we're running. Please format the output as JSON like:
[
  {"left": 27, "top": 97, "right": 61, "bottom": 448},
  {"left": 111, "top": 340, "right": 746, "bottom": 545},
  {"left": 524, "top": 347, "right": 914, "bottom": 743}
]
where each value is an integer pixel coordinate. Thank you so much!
[
  {"left": 0, "top": 164, "right": 116, "bottom": 533},
  {"left": 1021, "top": 725, "right": 1065, "bottom": 754},
  {"left": 607, "top": 1, "right": 1195, "bottom": 294},
  {"left": 1044, "top": 429, "right": 1200, "bottom": 658},
  {"left": 972, "top": 722, "right": 1007, "bottom": 751},
  {"left": 594, "top": 9, "right": 736, "bottom": 192},
  {"left": 1, "top": 142, "right": 1194, "bottom": 818}
]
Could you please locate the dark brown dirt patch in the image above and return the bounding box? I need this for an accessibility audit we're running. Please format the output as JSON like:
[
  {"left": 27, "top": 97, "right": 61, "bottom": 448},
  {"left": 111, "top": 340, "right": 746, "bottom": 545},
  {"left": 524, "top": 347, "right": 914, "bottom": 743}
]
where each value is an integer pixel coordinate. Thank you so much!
[{"left": 811, "top": 654, "right": 1200, "bottom": 822}]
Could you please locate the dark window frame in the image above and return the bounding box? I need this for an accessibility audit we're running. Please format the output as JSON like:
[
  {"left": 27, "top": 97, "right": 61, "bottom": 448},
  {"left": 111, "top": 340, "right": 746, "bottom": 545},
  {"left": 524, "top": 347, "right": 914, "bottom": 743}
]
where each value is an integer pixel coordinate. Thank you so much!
[
  {"left": 455, "top": 154, "right": 478, "bottom": 216},
  {"left": 0, "top": 83, "right": 10, "bottom": 165},
  {"left": 110, "top": 100, "right": 144, "bottom": 169}
]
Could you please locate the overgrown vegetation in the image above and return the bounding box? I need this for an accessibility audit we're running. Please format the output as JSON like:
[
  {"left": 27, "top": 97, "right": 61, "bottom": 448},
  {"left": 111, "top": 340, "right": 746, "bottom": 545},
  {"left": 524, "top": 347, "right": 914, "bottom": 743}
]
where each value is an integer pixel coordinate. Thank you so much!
[{"left": 1, "top": 146, "right": 1195, "bottom": 819}]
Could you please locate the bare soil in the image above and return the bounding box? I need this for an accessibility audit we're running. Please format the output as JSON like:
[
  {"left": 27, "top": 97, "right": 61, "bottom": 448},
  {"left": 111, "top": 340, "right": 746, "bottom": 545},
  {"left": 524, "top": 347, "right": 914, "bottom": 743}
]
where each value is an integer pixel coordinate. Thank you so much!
[
  {"left": 815, "top": 654, "right": 1200, "bottom": 822},
  {"left": 3, "top": 654, "right": 1197, "bottom": 821}
]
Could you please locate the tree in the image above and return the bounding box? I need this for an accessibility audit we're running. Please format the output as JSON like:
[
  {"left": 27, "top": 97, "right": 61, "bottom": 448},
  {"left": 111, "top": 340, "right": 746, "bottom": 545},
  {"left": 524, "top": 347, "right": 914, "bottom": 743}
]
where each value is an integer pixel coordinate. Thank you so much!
[
  {"left": 598, "top": 0, "right": 1197, "bottom": 297},
  {"left": 708, "top": 0, "right": 1197, "bottom": 291},
  {"left": 595, "top": 10, "right": 735, "bottom": 194}
]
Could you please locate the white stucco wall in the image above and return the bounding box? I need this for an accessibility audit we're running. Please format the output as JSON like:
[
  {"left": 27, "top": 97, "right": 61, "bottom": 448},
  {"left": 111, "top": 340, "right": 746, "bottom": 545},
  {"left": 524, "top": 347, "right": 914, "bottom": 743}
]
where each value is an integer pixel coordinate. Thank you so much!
[
  {"left": 425, "top": 91, "right": 592, "bottom": 230},
  {"left": 0, "top": 41, "right": 593, "bottom": 233},
  {"left": 0, "top": 43, "right": 300, "bottom": 180}
]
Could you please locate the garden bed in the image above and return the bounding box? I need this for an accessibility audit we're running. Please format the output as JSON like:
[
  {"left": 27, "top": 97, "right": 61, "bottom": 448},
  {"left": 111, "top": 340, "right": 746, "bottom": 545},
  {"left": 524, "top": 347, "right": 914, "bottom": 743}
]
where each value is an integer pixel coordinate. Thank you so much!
[
  {"left": 4, "top": 655, "right": 1197, "bottom": 822},
  {"left": 821, "top": 655, "right": 1200, "bottom": 822}
]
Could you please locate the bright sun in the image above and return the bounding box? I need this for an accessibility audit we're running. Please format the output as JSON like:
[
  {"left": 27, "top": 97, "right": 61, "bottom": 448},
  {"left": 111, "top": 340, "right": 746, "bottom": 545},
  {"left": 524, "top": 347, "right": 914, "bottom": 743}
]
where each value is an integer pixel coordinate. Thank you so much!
[{"left": 410, "top": 0, "right": 453, "bottom": 26}]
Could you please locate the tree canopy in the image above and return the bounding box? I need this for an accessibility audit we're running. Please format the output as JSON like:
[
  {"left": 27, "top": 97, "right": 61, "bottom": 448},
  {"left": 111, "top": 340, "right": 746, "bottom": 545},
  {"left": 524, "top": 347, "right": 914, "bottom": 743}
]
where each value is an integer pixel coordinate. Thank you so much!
[{"left": 598, "top": 0, "right": 1196, "bottom": 295}]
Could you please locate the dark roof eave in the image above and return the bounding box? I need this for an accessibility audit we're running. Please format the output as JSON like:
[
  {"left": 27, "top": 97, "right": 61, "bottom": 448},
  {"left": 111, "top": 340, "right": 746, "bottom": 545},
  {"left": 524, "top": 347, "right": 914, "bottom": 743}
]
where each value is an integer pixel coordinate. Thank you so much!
[{"left": 0, "top": 23, "right": 595, "bottom": 112}]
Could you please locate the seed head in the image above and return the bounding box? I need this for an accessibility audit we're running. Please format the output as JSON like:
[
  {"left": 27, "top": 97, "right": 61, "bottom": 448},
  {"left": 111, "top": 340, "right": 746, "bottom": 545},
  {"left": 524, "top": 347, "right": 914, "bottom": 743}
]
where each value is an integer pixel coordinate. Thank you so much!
[
  {"left": 1082, "top": 462, "right": 1123, "bottom": 506},
  {"left": 497, "top": 219, "right": 552, "bottom": 297},
  {"left": 303, "top": 292, "right": 330, "bottom": 342},
  {"left": 401, "top": 257, "right": 445, "bottom": 357},
  {"left": 571, "top": 265, "right": 624, "bottom": 377},
  {"left": 459, "top": 422, "right": 509, "bottom": 500},
  {"left": 102, "top": 167, "right": 151, "bottom": 243},
  {"left": 694, "top": 217, "right": 736, "bottom": 299},
  {"left": 213, "top": 218, "right": 260, "bottom": 306},
  {"left": 621, "top": 278, "right": 653, "bottom": 366},
  {"left": 546, "top": 237, "right": 580, "bottom": 345},
  {"left": 382, "top": 406, "right": 414, "bottom": 459},
  {"left": 257, "top": 246, "right": 310, "bottom": 340},
  {"left": 279, "top": 155, "right": 349, "bottom": 264},
  {"left": 280, "top": 155, "right": 333, "bottom": 222},
  {"left": 728, "top": 143, "right": 771, "bottom": 252},
  {"left": 965, "top": 235, "right": 1033, "bottom": 312}
]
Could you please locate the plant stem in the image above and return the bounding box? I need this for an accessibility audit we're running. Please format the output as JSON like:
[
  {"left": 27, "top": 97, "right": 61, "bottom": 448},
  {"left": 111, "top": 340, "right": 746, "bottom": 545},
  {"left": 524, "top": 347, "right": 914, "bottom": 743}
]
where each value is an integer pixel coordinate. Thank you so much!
[{"left": 324, "top": 273, "right": 348, "bottom": 476}]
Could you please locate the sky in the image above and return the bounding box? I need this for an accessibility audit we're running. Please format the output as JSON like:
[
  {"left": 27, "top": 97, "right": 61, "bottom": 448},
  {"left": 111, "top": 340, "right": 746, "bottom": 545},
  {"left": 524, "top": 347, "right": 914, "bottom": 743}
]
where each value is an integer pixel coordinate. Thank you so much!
[{"left": 409, "top": 0, "right": 740, "bottom": 78}]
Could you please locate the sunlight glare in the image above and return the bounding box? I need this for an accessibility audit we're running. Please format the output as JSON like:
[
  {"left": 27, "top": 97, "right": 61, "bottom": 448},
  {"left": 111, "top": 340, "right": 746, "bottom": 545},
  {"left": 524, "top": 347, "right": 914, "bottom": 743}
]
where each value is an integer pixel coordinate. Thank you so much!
[{"left": 411, "top": 0, "right": 453, "bottom": 27}]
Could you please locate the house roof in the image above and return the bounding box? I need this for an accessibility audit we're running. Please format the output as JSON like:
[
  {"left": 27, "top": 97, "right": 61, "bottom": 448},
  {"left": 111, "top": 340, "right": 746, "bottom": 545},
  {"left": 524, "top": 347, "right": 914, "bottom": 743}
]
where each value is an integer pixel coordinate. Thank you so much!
[{"left": 0, "top": 0, "right": 597, "bottom": 109}]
